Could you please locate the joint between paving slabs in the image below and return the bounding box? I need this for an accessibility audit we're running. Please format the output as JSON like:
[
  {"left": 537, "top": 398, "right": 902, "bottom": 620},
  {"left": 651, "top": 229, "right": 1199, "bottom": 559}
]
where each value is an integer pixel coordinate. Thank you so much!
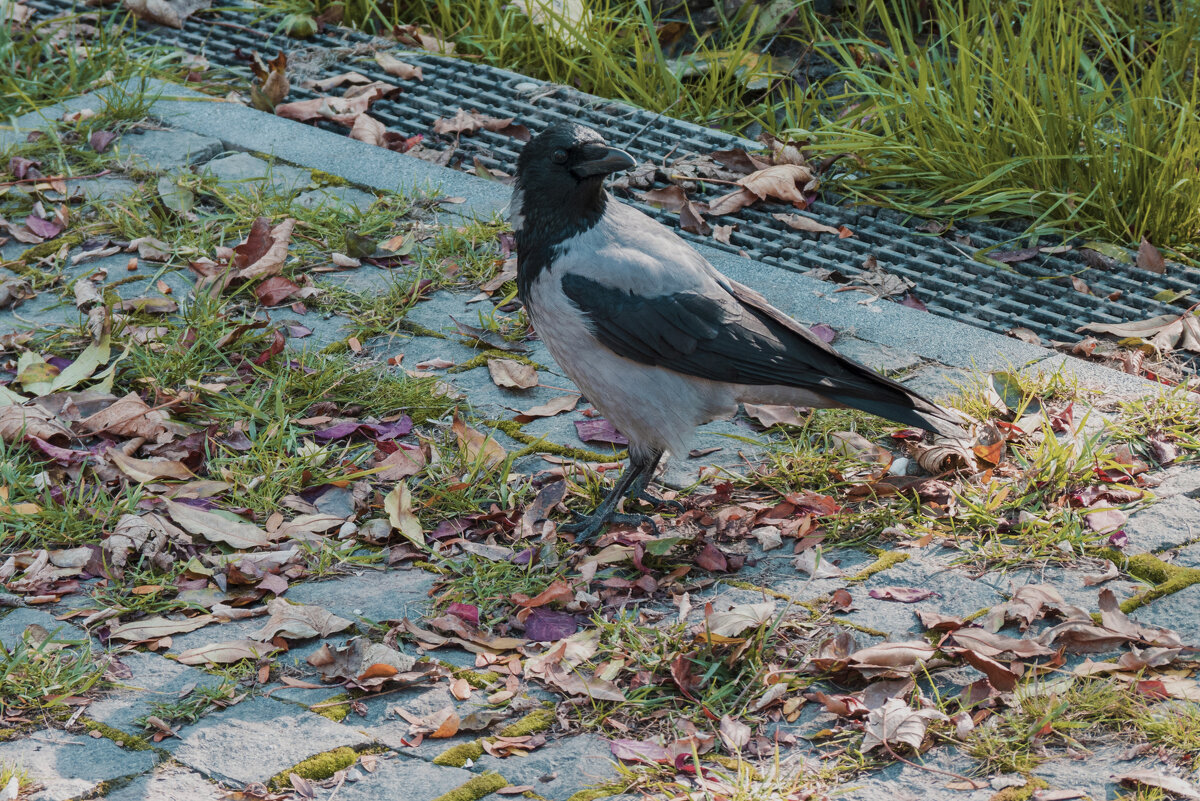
[
  {"left": 429, "top": 771, "right": 509, "bottom": 801},
  {"left": 1093, "top": 547, "right": 1200, "bottom": 613},
  {"left": 431, "top": 705, "right": 556, "bottom": 768},
  {"left": 266, "top": 744, "right": 388, "bottom": 790},
  {"left": 719, "top": 579, "right": 892, "bottom": 637},
  {"left": 484, "top": 418, "right": 625, "bottom": 463}
]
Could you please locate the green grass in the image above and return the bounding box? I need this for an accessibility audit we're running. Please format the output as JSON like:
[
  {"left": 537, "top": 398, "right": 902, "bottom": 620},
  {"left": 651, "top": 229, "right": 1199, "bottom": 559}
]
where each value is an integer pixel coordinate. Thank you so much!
[
  {"left": 966, "top": 675, "right": 1194, "bottom": 775},
  {"left": 136, "top": 678, "right": 239, "bottom": 728},
  {"left": 431, "top": 554, "right": 563, "bottom": 629},
  {"left": 800, "top": 0, "right": 1200, "bottom": 251},
  {"left": 0, "top": 625, "right": 109, "bottom": 716},
  {"left": 1110, "top": 386, "right": 1200, "bottom": 461}
]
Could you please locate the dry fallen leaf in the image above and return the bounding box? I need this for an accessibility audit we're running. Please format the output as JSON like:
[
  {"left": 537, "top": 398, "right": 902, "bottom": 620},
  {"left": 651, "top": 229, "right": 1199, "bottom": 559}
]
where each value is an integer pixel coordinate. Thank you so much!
[
  {"left": 514, "top": 394, "right": 579, "bottom": 422},
  {"left": 0, "top": 404, "right": 72, "bottom": 445},
  {"left": 252, "top": 597, "right": 353, "bottom": 641},
  {"left": 384, "top": 482, "right": 425, "bottom": 548},
  {"left": 487, "top": 358, "right": 538, "bottom": 389},
  {"left": 175, "top": 639, "right": 277, "bottom": 666},
  {"left": 773, "top": 212, "right": 839, "bottom": 236},
  {"left": 123, "top": 0, "right": 211, "bottom": 28},
  {"left": 1116, "top": 770, "right": 1200, "bottom": 800},
  {"left": 702, "top": 602, "right": 776, "bottom": 638},
  {"left": 162, "top": 499, "right": 271, "bottom": 549},
  {"left": 452, "top": 415, "right": 507, "bottom": 468},
  {"left": 374, "top": 51, "right": 424, "bottom": 80},
  {"left": 859, "top": 697, "right": 948, "bottom": 752}
]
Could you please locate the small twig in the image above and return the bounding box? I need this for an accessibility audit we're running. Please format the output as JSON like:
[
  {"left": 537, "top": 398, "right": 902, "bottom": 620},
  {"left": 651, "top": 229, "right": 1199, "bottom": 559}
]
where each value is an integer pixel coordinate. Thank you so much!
[
  {"left": 0, "top": 169, "right": 112, "bottom": 189},
  {"left": 882, "top": 742, "right": 985, "bottom": 788},
  {"left": 667, "top": 174, "right": 742, "bottom": 187}
]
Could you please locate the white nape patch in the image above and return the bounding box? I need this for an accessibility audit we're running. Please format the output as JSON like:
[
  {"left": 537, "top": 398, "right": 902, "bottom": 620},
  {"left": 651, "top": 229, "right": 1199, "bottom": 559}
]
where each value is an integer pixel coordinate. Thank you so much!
[{"left": 506, "top": 187, "right": 525, "bottom": 231}]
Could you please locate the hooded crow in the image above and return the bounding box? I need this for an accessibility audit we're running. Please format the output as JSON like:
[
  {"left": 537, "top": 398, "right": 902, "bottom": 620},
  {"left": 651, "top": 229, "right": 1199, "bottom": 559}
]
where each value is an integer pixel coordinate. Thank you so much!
[{"left": 511, "top": 122, "right": 968, "bottom": 541}]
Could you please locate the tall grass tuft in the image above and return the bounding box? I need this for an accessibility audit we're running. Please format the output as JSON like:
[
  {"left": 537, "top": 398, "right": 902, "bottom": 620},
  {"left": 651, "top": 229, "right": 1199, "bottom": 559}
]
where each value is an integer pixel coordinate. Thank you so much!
[{"left": 801, "top": 0, "right": 1200, "bottom": 249}]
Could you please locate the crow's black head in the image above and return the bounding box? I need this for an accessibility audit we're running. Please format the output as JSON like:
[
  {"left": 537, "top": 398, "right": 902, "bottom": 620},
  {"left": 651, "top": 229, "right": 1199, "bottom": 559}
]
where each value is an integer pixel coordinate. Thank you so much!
[
  {"left": 513, "top": 123, "right": 634, "bottom": 220},
  {"left": 511, "top": 123, "right": 635, "bottom": 307}
]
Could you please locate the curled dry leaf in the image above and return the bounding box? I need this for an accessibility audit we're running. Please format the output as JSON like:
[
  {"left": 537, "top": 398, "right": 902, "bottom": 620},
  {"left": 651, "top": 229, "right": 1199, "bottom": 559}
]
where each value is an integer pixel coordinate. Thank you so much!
[
  {"left": 1116, "top": 770, "right": 1200, "bottom": 801},
  {"left": 107, "top": 450, "right": 194, "bottom": 483},
  {"left": 374, "top": 51, "right": 423, "bottom": 80},
  {"left": 743, "top": 403, "right": 809, "bottom": 428},
  {"left": 384, "top": 482, "right": 424, "bottom": 548},
  {"left": 109, "top": 614, "right": 217, "bottom": 641},
  {"left": 0, "top": 404, "right": 72, "bottom": 445},
  {"left": 702, "top": 601, "right": 776, "bottom": 638},
  {"left": 487, "top": 358, "right": 538, "bottom": 389},
  {"left": 859, "top": 697, "right": 948, "bottom": 752},
  {"left": 252, "top": 597, "right": 354, "bottom": 641},
  {"left": 162, "top": 499, "right": 271, "bottom": 549},
  {"left": 79, "top": 392, "right": 169, "bottom": 440},
  {"left": 514, "top": 394, "right": 578, "bottom": 422},
  {"left": 175, "top": 639, "right": 278, "bottom": 666},
  {"left": 452, "top": 414, "right": 508, "bottom": 468},
  {"left": 123, "top": 0, "right": 211, "bottom": 28},
  {"left": 912, "top": 436, "right": 976, "bottom": 473},
  {"left": 773, "top": 212, "right": 839, "bottom": 236}
]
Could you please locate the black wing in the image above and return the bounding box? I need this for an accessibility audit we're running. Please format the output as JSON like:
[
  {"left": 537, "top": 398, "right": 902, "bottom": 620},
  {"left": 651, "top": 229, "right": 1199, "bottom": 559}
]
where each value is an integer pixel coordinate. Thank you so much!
[{"left": 560, "top": 273, "right": 966, "bottom": 437}]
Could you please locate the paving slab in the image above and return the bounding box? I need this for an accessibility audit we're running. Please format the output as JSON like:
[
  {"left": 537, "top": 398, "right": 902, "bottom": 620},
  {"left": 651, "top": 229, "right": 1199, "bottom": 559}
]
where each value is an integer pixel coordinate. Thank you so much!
[
  {"left": 87, "top": 649, "right": 226, "bottom": 734},
  {"left": 200, "top": 152, "right": 313, "bottom": 196},
  {"left": 118, "top": 129, "right": 223, "bottom": 171},
  {"left": 325, "top": 754, "right": 480, "bottom": 801},
  {"left": 471, "top": 733, "right": 621, "bottom": 801},
  {"left": 100, "top": 762, "right": 229, "bottom": 801},
  {"left": 0, "top": 730, "right": 157, "bottom": 801},
  {"left": 167, "top": 695, "right": 370, "bottom": 784},
  {"left": 1122, "top": 495, "right": 1200, "bottom": 553},
  {"left": 282, "top": 567, "right": 436, "bottom": 623},
  {"left": 1151, "top": 465, "right": 1200, "bottom": 500},
  {"left": 0, "top": 607, "right": 84, "bottom": 649},
  {"left": 1131, "top": 583, "right": 1200, "bottom": 647}
]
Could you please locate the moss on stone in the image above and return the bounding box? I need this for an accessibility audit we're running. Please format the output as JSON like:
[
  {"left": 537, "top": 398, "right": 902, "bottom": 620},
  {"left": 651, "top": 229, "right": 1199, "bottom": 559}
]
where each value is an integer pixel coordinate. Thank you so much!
[
  {"left": 308, "top": 168, "right": 351, "bottom": 188},
  {"left": 1093, "top": 549, "right": 1200, "bottom": 613},
  {"left": 79, "top": 718, "right": 152, "bottom": 751},
  {"left": 847, "top": 550, "right": 909, "bottom": 581},
  {"left": 0, "top": 728, "right": 17, "bottom": 741},
  {"left": 430, "top": 772, "right": 508, "bottom": 801},
  {"left": 989, "top": 776, "right": 1048, "bottom": 801},
  {"left": 485, "top": 418, "right": 623, "bottom": 463},
  {"left": 723, "top": 579, "right": 796, "bottom": 601},
  {"left": 400, "top": 321, "right": 448, "bottom": 339},
  {"left": 431, "top": 739, "right": 484, "bottom": 767},
  {"left": 320, "top": 339, "right": 351, "bottom": 355},
  {"left": 268, "top": 746, "right": 358, "bottom": 788},
  {"left": 830, "top": 617, "right": 889, "bottom": 638},
  {"left": 449, "top": 350, "right": 542, "bottom": 373},
  {"left": 498, "top": 706, "right": 555, "bottom": 737},
  {"left": 565, "top": 787, "right": 625, "bottom": 801},
  {"left": 310, "top": 693, "right": 351, "bottom": 722},
  {"left": 451, "top": 666, "right": 501, "bottom": 689}
]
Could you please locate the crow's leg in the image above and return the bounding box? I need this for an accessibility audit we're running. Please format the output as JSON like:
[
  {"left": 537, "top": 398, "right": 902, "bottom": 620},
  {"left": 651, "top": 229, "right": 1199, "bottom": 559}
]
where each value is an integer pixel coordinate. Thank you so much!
[
  {"left": 561, "top": 451, "right": 661, "bottom": 542},
  {"left": 624, "top": 449, "right": 686, "bottom": 513}
]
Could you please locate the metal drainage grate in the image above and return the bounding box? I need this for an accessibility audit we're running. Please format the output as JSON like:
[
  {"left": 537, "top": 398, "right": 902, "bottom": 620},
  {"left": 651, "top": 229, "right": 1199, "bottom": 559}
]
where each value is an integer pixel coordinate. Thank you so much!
[{"left": 26, "top": 0, "right": 1200, "bottom": 369}]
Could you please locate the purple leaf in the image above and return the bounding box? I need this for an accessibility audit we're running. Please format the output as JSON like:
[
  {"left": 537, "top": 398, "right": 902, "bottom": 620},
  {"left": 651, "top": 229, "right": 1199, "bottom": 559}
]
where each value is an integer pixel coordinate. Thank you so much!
[
  {"left": 510, "top": 547, "right": 535, "bottom": 566},
  {"left": 523, "top": 608, "right": 577, "bottom": 642},
  {"left": 575, "top": 418, "right": 628, "bottom": 446},
  {"left": 899, "top": 293, "right": 928, "bottom": 312},
  {"left": 809, "top": 323, "right": 836, "bottom": 343},
  {"left": 27, "top": 436, "right": 87, "bottom": 466},
  {"left": 314, "top": 417, "right": 413, "bottom": 442},
  {"left": 446, "top": 602, "right": 479, "bottom": 627},
  {"left": 89, "top": 130, "right": 118, "bottom": 153},
  {"left": 46, "top": 355, "right": 73, "bottom": 371},
  {"left": 610, "top": 738, "right": 670, "bottom": 763},
  {"left": 1085, "top": 507, "right": 1127, "bottom": 534},
  {"left": 990, "top": 248, "right": 1040, "bottom": 263},
  {"left": 24, "top": 214, "right": 63, "bottom": 239},
  {"left": 868, "top": 586, "right": 939, "bottom": 603},
  {"left": 431, "top": 517, "right": 472, "bottom": 540},
  {"left": 287, "top": 324, "right": 313, "bottom": 338},
  {"left": 8, "top": 156, "right": 40, "bottom": 180},
  {"left": 1108, "top": 530, "right": 1128, "bottom": 548}
]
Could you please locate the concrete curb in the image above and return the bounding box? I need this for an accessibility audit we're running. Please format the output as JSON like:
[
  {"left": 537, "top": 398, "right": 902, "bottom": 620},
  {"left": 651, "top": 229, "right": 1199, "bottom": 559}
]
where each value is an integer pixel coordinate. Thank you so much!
[{"left": 3, "top": 78, "right": 1164, "bottom": 398}]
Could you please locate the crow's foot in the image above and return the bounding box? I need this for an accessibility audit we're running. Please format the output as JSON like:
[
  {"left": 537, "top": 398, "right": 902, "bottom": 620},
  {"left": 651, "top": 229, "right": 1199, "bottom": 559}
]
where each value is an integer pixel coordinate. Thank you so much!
[
  {"left": 560, "top": 511, "right": 660, "bottom": 542},
  {"left": 629, "top": 487, "right": 686, "bottom": 514}
]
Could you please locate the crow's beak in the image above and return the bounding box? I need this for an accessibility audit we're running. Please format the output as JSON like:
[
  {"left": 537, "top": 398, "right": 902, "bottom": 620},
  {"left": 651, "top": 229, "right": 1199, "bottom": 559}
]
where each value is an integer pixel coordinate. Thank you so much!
[{"left": 571, "top": 144, "right": 636, "bottom": 179}]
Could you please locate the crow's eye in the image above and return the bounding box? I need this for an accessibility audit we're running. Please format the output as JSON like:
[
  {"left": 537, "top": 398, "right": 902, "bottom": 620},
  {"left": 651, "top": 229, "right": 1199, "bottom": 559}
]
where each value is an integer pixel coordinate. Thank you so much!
[{"left": 551, "top": 148, "right": 568, "bottom": 164}]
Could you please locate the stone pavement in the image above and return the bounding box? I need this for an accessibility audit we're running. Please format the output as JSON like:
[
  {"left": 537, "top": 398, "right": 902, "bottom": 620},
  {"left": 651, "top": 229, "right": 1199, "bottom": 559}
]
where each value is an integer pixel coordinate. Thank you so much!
[{"left": 1, "top": 81, "right": 1198, "bottom": 801}]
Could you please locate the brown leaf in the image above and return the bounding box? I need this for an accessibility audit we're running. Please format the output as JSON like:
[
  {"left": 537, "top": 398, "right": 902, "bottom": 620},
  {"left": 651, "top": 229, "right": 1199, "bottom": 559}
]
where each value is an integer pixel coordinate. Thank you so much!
[
  {"left": 772, "top": 212, "right": 839, "bottom": 236},
  {"left": 706, "top": 187, "right": 758, "bottom": 216},
  {"left": 79, "top": 392, "right": 170, "bottom": 440},
  {"left": 0, "top": 404, "right": 72, "bottom": 445},
  {"left": 703, "top": 602, "right": 775, "bottom": 637},
  {"left": 374, "top": 52, "right": 423, "bottom": 80},
  {"left": 514, "top": 394, "right": 578, "bottom": 422},
  {"left": 252, "top": 597, "right": 353, "bottom": 641},
  {"left": 349, "top": 113, "right": 387, "bottom": 147},
  {"left": 254, "top": 275, "right": 303, "bottom": 306},
  {"left": 859, "top": 697, "right": 947, "bottom": 752},
  {"left": 123, "top": 0, "right": 211, "bottom": 28},
  {"left": 232, "top": 218, "right": 295, "bottom": 282},
  {"left": 433, "top": 109, "right": 516, "bottom": 137},
  {"left": 743, "top": 403, "right": 809, "bottom": 428},
  {"left": 452, "top": 414, "right": 507, "bottom": 468},
  {"left": 949, "top": 628, "right": 1055, "bottom": 659},
  {"left": 107, "top": 450, "right": 194, "bottom": 483},
  {"left": 487, "top": 358, "right": 538, "bottom": 389},
  {"left": 1116, "top": 770, "right": 1200, "bottom": 800},
  {"left": 109, "top": 614, "right": 217, "bottom": 641},
  {"left": 175, "top": 639, "right": 277, "bottom": 665},
  {"left": 1136, "top": 238, "right": 1166, "bottom": 274},
  {"left": 738, "top": 164, "right": 815, "bottom": 204},
  {"left": 249, "top": 52, "right": 288, "bottom": 111},
  {"left": 718, "top": 715, "right": 750, "bottom": 752},
  {"left": 162, "top": 499, "right": 271, "bottom": 549}
]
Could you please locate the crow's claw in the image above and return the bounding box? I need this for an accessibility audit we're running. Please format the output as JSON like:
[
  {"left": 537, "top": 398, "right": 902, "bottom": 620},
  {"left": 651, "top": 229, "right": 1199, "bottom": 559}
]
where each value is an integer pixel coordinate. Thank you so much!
[{"left": 560, "top": 511, "right": 660, "bottom": 543}]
